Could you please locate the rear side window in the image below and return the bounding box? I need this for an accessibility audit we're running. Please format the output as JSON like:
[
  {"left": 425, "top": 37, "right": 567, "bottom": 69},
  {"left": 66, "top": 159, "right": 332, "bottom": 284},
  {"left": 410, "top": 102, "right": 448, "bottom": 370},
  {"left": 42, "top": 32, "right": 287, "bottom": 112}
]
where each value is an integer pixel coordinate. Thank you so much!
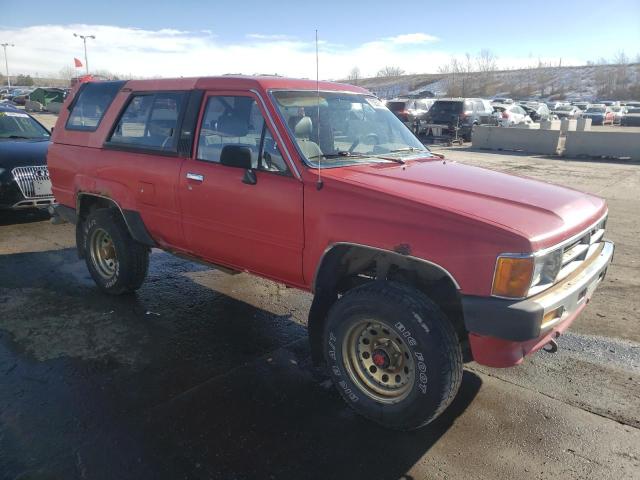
[
  {"left": 108, "top": 92, "right": 187, "bottom": 152},
  {"left": 66, "top": 81, "right": 124, "bottom": 131}
]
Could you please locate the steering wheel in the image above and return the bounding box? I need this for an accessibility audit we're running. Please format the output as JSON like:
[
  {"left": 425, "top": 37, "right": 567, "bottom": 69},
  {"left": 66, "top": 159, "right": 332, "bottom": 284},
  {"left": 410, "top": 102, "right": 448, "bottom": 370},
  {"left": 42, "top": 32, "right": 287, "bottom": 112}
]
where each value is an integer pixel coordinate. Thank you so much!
[{"left": 349, "top": 133, "right": 380, "bottom": 153}]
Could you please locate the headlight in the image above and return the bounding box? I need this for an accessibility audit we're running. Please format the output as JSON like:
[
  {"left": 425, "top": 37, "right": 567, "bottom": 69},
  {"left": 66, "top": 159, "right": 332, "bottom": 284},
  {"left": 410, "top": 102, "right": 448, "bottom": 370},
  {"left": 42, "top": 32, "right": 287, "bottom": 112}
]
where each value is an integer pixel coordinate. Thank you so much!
[{"left": 492, "top": 249, "right": 563, "bottom": 299}]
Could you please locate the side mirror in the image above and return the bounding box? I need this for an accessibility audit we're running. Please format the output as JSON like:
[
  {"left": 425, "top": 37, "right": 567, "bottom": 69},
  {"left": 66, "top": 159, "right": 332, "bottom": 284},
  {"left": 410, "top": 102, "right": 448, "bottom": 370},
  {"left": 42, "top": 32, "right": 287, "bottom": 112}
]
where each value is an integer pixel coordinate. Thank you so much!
[{"left": 220, "top": 145, "right": 252, "bottom": 169}]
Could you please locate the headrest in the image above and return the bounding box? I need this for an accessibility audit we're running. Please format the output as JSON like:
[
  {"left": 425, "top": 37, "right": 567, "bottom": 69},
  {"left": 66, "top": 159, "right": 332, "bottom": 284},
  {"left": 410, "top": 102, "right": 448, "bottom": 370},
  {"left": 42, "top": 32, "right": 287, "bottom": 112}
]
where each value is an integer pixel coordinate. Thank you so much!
[
  {"left": 294, "top": 116, "right": 313, "bottom": 138},
  {"left": 217, "top": 114, "right": 249, "bottom": 137}
]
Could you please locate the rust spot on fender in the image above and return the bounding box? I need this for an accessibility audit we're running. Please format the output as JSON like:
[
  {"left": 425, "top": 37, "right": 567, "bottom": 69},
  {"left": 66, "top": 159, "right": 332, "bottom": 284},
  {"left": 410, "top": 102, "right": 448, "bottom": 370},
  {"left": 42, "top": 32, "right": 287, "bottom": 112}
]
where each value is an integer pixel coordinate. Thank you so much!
[{"left": 394, "top": 243, "right": 411, "bottom": 256}]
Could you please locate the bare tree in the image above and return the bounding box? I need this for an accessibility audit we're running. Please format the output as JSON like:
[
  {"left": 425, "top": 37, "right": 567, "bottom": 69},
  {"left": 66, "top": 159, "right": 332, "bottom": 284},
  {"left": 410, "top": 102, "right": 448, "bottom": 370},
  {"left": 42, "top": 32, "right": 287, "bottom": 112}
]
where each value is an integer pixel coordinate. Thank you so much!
[
  {"left": 59, "top": 66, "right": 75, "bottom": 81},
  {"left": 476, "top": 49, "right": 497, "bottom": 96},
  {"left": 347, "top": 67, "right": 361, "bottom": 84},
  {"left": 376, "top": 66, "right": 405, "bottom": 78},
  {"left": 476, "top": 49, "right": 497, "bottom": 73}
]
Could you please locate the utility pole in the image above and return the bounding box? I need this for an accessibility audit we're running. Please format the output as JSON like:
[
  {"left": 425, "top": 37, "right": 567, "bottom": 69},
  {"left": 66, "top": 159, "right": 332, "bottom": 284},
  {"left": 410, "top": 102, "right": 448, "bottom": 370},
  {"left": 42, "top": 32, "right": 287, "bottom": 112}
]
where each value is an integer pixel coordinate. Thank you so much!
[
  {"left": 73, "top": 33, "right": 95, "bottom": 75},
  {"left": 1, "top": 43, "right": 14, "bottom": 87}
]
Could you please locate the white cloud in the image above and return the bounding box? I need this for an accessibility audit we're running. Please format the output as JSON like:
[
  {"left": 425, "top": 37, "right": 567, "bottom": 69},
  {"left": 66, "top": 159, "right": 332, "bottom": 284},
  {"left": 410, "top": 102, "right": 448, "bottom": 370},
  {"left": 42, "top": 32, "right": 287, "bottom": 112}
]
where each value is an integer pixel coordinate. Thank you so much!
[
  {"left": 0, "top": 24, "right": 581, "bottom": 81},
  {"left": 386, "top": 33, "right": 439, "bottom": 44}
]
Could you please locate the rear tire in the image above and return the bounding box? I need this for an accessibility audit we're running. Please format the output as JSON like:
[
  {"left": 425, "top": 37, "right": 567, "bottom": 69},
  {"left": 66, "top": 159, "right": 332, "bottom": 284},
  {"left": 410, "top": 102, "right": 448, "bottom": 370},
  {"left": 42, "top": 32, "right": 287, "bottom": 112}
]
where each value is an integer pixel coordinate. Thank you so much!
[
  {"left": 83, "top": 208, "right": 149, "bottom": 295},
  {"left": 323, "top": 281, "right": 463, "bottom": 430}
]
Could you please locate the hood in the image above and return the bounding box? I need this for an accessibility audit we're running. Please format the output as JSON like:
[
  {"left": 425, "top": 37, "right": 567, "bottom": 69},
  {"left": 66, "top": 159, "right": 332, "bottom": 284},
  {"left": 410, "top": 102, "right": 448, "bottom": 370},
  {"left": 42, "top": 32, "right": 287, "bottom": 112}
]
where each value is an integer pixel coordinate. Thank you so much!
[
  {"left": 0, "top": 139, "right": 50, "bottom": 169},
  {"left": 322, "top": 158, "right": 606, "bottom": 250}
]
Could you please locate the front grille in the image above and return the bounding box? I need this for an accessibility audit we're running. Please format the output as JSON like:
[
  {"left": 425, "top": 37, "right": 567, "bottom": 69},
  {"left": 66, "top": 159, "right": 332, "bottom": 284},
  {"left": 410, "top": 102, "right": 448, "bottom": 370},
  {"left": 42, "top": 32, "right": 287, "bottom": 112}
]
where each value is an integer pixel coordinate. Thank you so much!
[
  {"left": 11, "top": 166, "right": 53, "bottom": 199},
  {"left": 556, "top": 216, "right": 607, "bottom": 281}
]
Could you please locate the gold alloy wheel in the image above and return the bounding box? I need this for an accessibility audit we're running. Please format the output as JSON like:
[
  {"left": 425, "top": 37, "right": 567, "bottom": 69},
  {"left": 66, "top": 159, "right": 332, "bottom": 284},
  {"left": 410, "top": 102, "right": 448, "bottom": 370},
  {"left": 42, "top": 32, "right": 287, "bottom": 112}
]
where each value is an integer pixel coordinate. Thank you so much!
[
  {"left": 90, "top": 228, "right": 118, "bottom": 280},
  {"left": 342, "top": 319, "right": 416, "bottom": 403}
]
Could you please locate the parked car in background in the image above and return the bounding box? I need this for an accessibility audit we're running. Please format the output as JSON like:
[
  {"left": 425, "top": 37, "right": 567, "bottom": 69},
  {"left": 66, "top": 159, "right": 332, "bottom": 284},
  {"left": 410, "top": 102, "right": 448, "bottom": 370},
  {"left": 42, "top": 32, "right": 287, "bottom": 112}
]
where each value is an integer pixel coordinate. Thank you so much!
[
  {"left": 572, "top": 101, "right": 590, "bottom": 111},
  {"left": 552, "top": 105, "right": 582, "bottom": 119},
  {"left": 491, "top": 97, "right": 514, "bottom": 105},
  {"left": 425, "top": 98, "right": 494, "bottom": 141},
  {"left": 610, "top": 106, "right": 628, "bottom": 125},
  {"left": 598, "top": 100, "right": 619, "bottom": 107},
  {"left": 386, "top": 98, "right": 434, "bottom": 134},
  {"left": 581, "top": 105, "right": 614, "bottom": 125},
  {"left": 493, "top": 103, "right": 533, "bottom": 126},
  {"left": 48, "top": 76, "right": 614, "bottom": 431},
  {"left": 0, "top": 104, "right": 54, "bottom": 210},
  {"left": 546, "top": 101, "right": 570, "bottom": 111},
  {"left": 621, "top": 107, "right": 640, "bottom": 126},
  {"left": 520, "top": 103, "right": 551, "bottom": 122}
]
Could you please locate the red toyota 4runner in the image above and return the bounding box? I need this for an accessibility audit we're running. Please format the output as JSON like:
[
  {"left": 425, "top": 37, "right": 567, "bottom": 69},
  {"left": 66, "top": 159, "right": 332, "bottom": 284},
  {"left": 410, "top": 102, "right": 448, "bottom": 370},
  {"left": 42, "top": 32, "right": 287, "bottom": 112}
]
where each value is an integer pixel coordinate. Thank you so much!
[{"left": 48, "top": 77, "right": 614, "bottom": 430}]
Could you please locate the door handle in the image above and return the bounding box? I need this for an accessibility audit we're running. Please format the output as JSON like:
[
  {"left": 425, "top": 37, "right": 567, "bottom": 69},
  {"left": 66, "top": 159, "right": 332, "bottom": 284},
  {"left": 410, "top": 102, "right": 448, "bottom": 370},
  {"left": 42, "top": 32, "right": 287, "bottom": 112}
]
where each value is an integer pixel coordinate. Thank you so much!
[{"left": 186, "top": 172, "right": 204, "bottom": 182}]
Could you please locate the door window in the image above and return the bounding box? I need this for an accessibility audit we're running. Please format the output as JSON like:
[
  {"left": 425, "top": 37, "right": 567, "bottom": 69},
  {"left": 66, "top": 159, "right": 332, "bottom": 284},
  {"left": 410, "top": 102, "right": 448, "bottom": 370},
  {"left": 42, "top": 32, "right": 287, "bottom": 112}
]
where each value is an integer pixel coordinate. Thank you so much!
[
  {"left": 109, "top": 92, "right": 187, "bottom": 151},
  {"left": 197, "top": 95, "right": 290, "bottom": 175}
]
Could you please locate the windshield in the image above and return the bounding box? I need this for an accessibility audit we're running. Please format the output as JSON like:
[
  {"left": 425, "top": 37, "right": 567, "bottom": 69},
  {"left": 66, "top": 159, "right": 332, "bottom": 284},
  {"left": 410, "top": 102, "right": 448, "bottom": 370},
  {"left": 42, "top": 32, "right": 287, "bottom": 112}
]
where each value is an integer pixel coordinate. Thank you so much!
[
  {"left": 556, "top": 105, "right": 573, "bottom": 111},
  {"left": 586, "top": 107, "right": 605, "bottom": 113},
  {"left": 430, "top": 101, "right": 464, "bottom": 115},
  {"left": 0, "top": 111, "right": 50, "bottom": 140},
  {"left": 272, "top": 91, "right": 429, "bottom": 168}
]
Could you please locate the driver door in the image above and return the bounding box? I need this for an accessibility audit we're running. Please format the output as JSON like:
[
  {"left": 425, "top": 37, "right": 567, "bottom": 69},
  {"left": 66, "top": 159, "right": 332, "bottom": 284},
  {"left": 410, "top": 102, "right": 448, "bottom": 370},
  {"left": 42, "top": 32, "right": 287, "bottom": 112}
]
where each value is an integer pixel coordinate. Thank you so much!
[{"left": 178, "top": 91, "right": 304, "bottom": 286}]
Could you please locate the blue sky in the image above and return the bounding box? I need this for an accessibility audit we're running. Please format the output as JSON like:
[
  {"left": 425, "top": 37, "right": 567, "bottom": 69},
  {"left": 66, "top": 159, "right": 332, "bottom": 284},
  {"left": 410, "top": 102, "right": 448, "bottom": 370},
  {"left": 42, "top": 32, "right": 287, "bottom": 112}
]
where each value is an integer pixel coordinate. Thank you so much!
[{"left": 1, "top": 0, "right": 639, "bottom": 78}]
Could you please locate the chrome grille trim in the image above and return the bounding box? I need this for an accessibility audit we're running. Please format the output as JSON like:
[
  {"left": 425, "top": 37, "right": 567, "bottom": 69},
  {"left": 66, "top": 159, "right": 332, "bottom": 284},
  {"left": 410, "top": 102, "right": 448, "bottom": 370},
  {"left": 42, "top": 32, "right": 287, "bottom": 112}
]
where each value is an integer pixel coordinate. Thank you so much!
[
  {"left": 11, "top": 166, "right": 54, "bottom": 199},
  {"left": 556, "top": 217, "right": 607, "bottom": 282}
]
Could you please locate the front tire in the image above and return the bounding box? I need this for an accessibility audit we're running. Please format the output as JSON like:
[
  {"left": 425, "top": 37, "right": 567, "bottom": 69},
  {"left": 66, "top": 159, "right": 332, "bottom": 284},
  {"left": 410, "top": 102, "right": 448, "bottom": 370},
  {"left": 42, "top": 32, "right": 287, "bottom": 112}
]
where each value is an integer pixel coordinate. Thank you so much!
[
  {"left": 83, "top": 208, "right": 149, "bottom": 295},
  {"left": 323, "top": 281, "right": 463, "bottom": 430}
]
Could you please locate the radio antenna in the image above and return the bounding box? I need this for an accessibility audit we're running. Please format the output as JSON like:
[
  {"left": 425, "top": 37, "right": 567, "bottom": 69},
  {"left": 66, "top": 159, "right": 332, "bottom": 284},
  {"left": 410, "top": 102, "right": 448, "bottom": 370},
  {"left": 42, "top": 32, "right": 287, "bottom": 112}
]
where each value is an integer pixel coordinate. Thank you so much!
[{"left": 315, "top": 29, "right": 323, "bottom": 190}]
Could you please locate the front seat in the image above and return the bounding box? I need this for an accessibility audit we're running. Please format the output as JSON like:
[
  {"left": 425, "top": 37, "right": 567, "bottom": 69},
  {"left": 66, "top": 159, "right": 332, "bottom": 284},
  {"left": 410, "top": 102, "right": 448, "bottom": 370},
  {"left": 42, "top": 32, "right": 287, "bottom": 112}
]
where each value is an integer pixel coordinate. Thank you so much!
[{"left": 293, "top": 116, "right": 322, "bottom": 160}]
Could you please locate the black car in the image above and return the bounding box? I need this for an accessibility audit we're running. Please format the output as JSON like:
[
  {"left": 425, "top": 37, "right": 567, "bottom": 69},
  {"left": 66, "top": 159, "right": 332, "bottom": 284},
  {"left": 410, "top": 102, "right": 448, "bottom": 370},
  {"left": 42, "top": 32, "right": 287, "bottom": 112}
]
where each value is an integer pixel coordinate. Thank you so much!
[
  {"left": 621, "top": 107, "right": 640, "bottom": 126},
  {"left": 0, "top": 105, "right": 54, "bottom": 210},
  {"left": 425, "top": 98, "right": 495, "bottom": 141}
]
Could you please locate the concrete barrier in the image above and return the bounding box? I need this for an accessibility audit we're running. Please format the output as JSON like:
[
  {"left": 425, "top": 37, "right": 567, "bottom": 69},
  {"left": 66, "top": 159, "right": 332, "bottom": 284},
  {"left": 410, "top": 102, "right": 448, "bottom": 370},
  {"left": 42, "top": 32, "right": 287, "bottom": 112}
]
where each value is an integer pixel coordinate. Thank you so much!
[
  {"left": 576, "top": 118, "right": 592, "bottom": 131},
  {"left": 540, "top": 119, "right": 561, "bottom": 130},
  {"left": 560, "top": 119, "right": 577, "bottom": 134},
  {"left": 472, "top": 126, "right": 561, "bottom": 155},
  {"left": 564, "top": 131, "right": 640, "bottom": 161}
]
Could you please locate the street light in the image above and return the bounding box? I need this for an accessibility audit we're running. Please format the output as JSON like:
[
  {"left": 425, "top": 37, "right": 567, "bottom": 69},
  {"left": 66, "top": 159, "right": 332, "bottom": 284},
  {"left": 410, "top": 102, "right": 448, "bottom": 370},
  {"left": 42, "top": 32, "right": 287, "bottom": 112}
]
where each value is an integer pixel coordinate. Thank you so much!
[
  {"left": 1, "top": 43, "right": 14, "bottom": 87},
  {"left": 73, "top": 33, "right": 95, "bottom": 75}
]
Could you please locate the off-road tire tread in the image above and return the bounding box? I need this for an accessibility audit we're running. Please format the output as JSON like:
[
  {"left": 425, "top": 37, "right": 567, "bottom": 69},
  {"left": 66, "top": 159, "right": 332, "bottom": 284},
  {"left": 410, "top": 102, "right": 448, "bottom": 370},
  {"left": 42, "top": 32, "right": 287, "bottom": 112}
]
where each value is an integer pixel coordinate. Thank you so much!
[
  {"left": 326, "top": 281, "right": 463, "bottom": 430},
  {"left": 84, "top": 208, "right": 149, "bottom": 295}
]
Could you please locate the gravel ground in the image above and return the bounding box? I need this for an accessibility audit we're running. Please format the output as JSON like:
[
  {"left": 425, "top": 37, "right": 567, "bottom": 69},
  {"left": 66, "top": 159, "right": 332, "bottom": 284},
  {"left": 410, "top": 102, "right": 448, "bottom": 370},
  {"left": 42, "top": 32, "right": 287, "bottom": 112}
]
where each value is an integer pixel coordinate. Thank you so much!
[{"left": 0, "top": 129, "right": 639, "bottom": 479}]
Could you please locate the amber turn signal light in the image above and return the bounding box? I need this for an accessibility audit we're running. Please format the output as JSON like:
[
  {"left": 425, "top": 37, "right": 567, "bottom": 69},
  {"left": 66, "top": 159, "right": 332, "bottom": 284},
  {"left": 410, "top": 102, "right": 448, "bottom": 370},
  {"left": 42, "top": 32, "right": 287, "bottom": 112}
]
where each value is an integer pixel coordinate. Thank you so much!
[{"left": 492, "top": 256, "right": 534, "bottom": 298}]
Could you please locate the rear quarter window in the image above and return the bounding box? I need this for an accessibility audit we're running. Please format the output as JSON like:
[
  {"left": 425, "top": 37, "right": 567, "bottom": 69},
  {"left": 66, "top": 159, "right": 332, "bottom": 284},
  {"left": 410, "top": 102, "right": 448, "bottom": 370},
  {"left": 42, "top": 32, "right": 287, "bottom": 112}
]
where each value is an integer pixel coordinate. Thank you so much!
[{"left": 66, "top": 81, "right": 125, "bottom": 131}]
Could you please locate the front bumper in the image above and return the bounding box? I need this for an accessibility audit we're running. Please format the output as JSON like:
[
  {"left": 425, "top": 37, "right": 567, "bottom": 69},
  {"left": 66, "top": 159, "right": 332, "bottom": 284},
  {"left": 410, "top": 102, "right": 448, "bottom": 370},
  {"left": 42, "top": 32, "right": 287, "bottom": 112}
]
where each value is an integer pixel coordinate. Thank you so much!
[
  {"left": 0, "top": 166, "right": 55, "bottom": 210},
  {"left": 463, "top": 241, "right": 614, "bottom": 367}
]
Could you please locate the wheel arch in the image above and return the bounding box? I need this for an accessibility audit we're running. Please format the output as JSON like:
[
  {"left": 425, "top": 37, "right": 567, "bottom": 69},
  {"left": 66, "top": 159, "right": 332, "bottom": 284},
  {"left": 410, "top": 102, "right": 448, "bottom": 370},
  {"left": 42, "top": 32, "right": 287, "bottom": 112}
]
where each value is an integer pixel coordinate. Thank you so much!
[
  {"left": 75, "top": 193, "right": 154, "bottom": 258},
  {"left": 308, "top": 242, "right": 467, "bottom": 364}
]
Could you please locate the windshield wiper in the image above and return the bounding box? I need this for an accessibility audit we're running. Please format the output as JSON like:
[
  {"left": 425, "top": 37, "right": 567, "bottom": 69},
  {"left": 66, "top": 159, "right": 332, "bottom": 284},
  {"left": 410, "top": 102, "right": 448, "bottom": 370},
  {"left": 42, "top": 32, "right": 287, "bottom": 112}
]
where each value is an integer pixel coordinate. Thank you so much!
[
  {"left": 308, "top": 151, "right": 368, "bottom": 160},
  {"left": 387, "top": 147, "right": 429, "bottom": 154},
  {"left": 308, "top": 150, "right": 407, "bottom": 164}
]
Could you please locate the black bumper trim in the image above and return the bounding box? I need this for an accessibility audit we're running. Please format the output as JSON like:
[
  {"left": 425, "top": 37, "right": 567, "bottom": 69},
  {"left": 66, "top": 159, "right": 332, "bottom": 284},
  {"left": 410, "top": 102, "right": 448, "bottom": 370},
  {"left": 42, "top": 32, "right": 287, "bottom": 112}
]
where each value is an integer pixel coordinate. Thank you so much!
[{"left": 462, "top": 295, "right": 543, "bottom": 342}]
